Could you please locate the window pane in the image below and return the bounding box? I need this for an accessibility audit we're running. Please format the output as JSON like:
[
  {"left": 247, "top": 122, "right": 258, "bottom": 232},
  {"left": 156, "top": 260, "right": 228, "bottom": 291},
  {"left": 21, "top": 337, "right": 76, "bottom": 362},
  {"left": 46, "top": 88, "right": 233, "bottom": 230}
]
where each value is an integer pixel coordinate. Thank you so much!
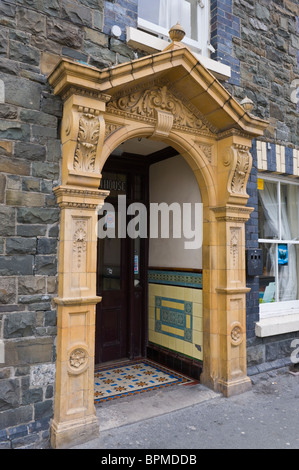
[
  {"left": 280, "top": 184, "right": 299, "bottom": 241},
  {"left": 139, "top": 0, "right": 198, "bottom": 41},
  {"left": 278, "top": 243, "right": 299, "bottom": 301},
  {"left": 139, "top": 0, "right": 161, "bottom": 26},
  {"left": 258, "top": 180, "right": 279, "bottom": 239},
  {"left": 259, "top": 243, "right": 276, "bottom": 304}
]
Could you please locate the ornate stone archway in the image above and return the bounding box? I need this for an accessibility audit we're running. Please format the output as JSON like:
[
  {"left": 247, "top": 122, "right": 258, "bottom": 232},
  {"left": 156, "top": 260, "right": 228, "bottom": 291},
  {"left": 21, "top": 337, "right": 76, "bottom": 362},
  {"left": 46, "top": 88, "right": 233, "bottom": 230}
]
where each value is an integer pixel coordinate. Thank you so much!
[{"left": 48, "top": 33, "right": 268, "bottom": 448}]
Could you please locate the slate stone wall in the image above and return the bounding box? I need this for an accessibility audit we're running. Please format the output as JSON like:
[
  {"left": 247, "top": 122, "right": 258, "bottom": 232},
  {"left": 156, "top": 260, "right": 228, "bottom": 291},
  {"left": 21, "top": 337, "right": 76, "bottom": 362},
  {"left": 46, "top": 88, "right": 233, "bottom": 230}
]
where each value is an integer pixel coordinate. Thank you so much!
[
  {"left": 0, "top": 0, "right": 143, "bottom": 449},
  {"left": 226, "top": 0, "right": 299, "bottom": 371}
]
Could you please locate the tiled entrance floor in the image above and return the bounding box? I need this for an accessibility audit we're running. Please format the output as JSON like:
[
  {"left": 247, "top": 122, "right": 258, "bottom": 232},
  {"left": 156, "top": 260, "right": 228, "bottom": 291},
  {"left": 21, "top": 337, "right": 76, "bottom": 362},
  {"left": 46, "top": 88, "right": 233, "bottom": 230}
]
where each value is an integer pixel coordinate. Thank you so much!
[{"left": 94, "top": 359, "right": 195, "bottom": 404}]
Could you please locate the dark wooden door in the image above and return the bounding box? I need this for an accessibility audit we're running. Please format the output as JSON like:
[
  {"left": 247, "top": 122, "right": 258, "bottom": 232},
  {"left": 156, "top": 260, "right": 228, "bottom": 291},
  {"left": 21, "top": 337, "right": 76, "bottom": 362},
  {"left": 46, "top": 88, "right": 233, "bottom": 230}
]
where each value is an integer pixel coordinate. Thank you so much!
[
  {"left": 95, "top": 208, "right": 128, "bottom": 363},
  {"left": 95, "top": 160, "right": 149, "bottom": 365}
]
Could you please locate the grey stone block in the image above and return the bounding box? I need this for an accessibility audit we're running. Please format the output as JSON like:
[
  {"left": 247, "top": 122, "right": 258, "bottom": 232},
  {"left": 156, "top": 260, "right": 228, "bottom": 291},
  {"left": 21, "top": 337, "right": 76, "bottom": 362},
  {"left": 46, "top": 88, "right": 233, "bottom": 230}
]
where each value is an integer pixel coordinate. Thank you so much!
[
  {"left": 47, "top": 17, "right": 83, "bottom": 48},
  {"left": 19, "top": 110, "right": 57, "bottom": 128},
  {"left": 34, "top": 400, "right": 53, "bottom": 420},
  {"left": 37, "top": 238, "right": 57, "bottom": 255},
  {"left": 17, "top": 225, "right": 47, "bottom": 237},
  {"left": 0, "top": 277, "right": 17, "bottom": 304},
  {"left": 0, "top": 206, "right": 15, "bottom": 236},
  {"left": 0, "top": 120, "right": 30, "bottom": 141},
  {"left": 17, "top": 207, "right": 59, "bottom": 224},
  {"left": 0, "top": 74, "right": 42, "bottom": 110},
  {"left": 6, "top": 238, "right": 37, "bottom": 255},
  {"left": 0, "top": 256, "right": 34, "bottom": 276},
  {"left": 16, "top": 7, "right": 46, "bottom": 35},
  {"left": 9, "top": 40, "right": 40, "bottom": 66},
  {"left": 0, "top": 379, "right": 20, "bottom": 411},
  {"left": 0, "top": 405, "right": 33, "bottom": 430},
  {"left": 34, "top": 256, "right": 57, "bottom": 275},
  {"left": 18, "top": 277, "right": 46, "bottom": 296},
  {"left": 0, "top": 103, "right": 18, "bottom": 119},
  {"left": 4, "top": 312, "right": 35, "bottom": 338},
  {"left": 62, "top": 0, "right": 92, "bottom": 26},
  {"left": 0, "top": 0, "right": 16, "bottom": 18},
  {"left": 32, "top": 162, "right": 59, "bottom": 180},
  {"left": 40, "top": 92, "right": 62, "bottom": 117},
  {"left": 4, "top": 337, "right": 54, "bottom": 366}
]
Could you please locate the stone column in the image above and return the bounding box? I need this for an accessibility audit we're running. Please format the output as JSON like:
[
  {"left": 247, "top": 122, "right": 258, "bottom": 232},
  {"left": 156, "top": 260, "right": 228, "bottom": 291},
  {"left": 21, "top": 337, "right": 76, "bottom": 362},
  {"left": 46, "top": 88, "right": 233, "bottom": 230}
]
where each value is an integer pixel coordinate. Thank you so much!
[
  {"left": 50, "top": 187, "right": 108, "bottom": 449},
  {"left": 212, "top": 204, "right": 253, "bottom": 396},
  {"left": 202, "top": 134, "right": 254, "bottom": 397},
  {"left": 49, "top": 85, "right": 110, "bottom": 448}
]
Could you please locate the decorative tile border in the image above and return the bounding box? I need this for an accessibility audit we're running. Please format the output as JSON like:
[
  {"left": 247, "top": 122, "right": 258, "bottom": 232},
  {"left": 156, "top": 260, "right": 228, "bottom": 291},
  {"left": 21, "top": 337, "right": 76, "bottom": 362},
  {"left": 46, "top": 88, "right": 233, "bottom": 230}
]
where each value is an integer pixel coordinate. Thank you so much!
[
  {"left": 155, "top": 296, "right": 193, "bottom": 343},
  {"left": 148, "top": 270, "right": 203, "bottom": 289},
  {"left": 94, "top": 359, "right": 193, "bottom": 403}
]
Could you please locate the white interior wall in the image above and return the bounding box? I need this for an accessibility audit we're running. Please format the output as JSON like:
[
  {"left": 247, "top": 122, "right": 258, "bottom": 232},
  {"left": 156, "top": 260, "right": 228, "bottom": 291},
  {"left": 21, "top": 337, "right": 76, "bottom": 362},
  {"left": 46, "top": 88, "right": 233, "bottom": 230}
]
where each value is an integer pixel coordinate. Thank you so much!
[{"left": 149, "top": 155, "right": 203, "bottom": 269}]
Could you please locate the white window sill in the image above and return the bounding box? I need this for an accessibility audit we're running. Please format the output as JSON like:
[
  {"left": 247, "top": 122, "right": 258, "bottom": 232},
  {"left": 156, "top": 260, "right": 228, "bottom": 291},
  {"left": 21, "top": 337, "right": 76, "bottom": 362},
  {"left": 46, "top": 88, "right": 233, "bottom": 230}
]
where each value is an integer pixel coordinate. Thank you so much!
[
  {"left": 255, "top": 312, "right": 299, "bottom": 337},
  {"left": 126, "top": 27, "right": 231, "bottom": 81}
]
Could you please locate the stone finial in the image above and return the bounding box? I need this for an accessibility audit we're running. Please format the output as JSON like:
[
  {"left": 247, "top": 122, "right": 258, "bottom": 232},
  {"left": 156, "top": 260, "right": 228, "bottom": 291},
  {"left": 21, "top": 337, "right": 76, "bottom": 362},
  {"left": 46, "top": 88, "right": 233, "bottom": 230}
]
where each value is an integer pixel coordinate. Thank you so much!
[
  {"left": 241, "top": 96, "right": 254, "bottom": 113},
  {"left": 169, "top": 22, "right": 186, "bottom": 43}
]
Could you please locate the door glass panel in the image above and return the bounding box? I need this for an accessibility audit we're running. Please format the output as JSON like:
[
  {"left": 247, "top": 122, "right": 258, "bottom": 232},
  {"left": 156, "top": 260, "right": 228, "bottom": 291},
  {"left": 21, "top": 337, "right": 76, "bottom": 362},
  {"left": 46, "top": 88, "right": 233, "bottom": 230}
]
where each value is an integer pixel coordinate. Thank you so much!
[
  {"left": 100, "top": 172, "right": 127, "bottom": 197},
  {"left": 98, "top": 212, "right": 121, "bottom": 291}
]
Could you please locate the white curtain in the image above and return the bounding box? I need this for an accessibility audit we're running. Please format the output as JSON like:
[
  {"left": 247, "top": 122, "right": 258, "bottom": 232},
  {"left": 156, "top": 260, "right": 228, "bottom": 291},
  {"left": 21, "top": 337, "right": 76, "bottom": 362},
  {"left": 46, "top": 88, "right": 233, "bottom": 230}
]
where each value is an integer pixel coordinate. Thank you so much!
[
  {"left": 159, "top": 0, "right": 191, "bottom": 36},
  {"left": 259, "top": 182, "right": 298, "bottom": 302}
]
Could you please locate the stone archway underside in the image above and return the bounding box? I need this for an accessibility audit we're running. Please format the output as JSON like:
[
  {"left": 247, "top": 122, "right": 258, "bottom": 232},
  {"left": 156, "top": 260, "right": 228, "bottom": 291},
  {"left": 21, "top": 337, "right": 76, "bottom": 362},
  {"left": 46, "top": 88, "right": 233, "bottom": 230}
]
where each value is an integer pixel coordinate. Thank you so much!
[{"left": 48, "top": 42, "right": 268, "bottom": 448}]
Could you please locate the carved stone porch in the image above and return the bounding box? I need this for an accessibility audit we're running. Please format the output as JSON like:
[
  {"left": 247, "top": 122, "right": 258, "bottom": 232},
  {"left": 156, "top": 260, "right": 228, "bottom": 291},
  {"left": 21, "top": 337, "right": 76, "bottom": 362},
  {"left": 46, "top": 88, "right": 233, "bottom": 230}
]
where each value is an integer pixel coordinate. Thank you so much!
[{"left": 48, "top": 26, "right": 268, "bottom": 448}]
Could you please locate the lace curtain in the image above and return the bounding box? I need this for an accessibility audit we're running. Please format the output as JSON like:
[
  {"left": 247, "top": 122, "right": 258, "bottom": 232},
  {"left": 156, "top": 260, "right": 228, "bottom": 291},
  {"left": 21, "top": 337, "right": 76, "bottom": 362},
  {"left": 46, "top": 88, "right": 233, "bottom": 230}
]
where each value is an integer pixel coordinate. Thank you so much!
[{"left": 259, "top": 181, "right": 299, "bottom": 302}]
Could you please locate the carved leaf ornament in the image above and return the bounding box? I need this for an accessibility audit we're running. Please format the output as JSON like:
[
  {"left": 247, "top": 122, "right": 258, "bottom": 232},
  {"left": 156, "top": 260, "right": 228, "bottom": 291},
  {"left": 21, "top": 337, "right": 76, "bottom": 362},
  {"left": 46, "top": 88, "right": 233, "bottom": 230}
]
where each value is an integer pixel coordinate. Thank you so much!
[
  {"left": 74, "top": 113, "right": 101, "bottom": 172},
  {"left": 231, "top": 148, "right": 251, "bottom": 194},
  {"left": 107, "top": 85, "right": 212, "bottom": 133}
]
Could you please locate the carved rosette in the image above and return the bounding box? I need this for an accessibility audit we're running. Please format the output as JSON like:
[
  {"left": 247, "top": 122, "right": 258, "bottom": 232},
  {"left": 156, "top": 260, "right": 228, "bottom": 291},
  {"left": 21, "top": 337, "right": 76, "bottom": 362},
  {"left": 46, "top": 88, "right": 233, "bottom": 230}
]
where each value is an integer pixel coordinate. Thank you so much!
[
  {"left": 69, "top": 347, "right": 89, "bottom": 373},
  {"left": 230, "top": 323, "right": 243, "bottom": 346}
]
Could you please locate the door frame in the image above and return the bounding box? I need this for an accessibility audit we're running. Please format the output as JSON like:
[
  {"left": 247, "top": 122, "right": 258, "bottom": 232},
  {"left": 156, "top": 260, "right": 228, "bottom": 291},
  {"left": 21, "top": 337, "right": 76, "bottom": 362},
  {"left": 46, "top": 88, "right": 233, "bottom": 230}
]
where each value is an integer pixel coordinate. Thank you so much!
[{"left": 95, "top": 154, "right": 150, "bottom": 364}]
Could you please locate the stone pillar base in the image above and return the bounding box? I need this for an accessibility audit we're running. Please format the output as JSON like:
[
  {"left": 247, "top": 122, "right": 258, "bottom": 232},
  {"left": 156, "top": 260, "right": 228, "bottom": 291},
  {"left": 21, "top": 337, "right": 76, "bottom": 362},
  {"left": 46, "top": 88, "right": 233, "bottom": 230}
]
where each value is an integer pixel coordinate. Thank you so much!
[
  {"left": 50, "top": 415, "right": 99, "bottom": 449},
  {"left": 217, "top": 376, "right": 252, "bottom": 398}
]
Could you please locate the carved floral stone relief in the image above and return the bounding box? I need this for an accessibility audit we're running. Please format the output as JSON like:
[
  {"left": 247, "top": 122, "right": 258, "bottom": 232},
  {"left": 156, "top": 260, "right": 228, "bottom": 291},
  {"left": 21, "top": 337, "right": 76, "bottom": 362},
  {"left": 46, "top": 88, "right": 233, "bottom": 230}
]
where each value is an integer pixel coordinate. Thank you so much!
[
  {"left": 107, "top": 84, "right": 215, "bottom": 135},
  {"left": 73, "top": 219, "right": 88, "bottom": 272},
  {"left": 74, "top": 112, "right": 102, "bottom": 173},
  {"left": 230, "top": 227, "right": 241, "bottom": 269},
  {"left": 223, "top": 145, "right": 252, "bottom": 197}
]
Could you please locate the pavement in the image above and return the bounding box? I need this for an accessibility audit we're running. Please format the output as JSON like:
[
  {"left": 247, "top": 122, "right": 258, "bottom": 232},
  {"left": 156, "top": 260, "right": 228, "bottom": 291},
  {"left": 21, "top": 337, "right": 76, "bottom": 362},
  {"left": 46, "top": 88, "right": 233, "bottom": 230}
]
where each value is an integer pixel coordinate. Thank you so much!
[{"left": 72, "top": 366, "right": 299, "bottom": 450}]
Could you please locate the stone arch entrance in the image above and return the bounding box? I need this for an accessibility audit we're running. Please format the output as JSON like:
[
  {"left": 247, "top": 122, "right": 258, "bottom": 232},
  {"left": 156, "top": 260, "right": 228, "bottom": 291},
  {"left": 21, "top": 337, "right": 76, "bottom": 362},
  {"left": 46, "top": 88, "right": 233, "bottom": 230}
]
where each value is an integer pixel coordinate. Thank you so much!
[{"left": 48, "top": 32, "right": 268, "bottom": 448}]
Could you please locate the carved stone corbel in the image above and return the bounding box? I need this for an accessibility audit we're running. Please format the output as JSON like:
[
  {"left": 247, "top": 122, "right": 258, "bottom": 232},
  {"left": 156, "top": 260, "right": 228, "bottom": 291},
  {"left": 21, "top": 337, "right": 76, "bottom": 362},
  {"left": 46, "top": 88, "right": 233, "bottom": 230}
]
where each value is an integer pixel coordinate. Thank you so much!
[
  {"left": 222, "top": 144, "right": 252, "bottom": 205},
  {"left": 61, "top": 93, "right": 110, "bottom": 188}
]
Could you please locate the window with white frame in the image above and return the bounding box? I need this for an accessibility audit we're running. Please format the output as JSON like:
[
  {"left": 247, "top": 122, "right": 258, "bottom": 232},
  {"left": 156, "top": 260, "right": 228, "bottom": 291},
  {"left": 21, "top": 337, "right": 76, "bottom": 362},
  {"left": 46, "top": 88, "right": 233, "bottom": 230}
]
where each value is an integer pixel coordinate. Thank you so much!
[
  {"left": 258, "top": 176, "right": 299, "bottom": 315},
  {"left": 138, "top": 0, "right": 210, "bottom": 56}
]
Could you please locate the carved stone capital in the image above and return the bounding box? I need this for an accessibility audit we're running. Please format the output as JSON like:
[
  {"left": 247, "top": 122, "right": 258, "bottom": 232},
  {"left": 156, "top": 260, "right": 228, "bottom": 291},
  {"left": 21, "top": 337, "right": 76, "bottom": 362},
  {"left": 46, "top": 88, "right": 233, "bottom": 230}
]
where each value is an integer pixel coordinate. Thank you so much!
[
  {"left": 212, "top": 205, "right": 253, "bottom": 223},
  {"left": 53, "top": 185, "right": 109, "bottom": 210}
]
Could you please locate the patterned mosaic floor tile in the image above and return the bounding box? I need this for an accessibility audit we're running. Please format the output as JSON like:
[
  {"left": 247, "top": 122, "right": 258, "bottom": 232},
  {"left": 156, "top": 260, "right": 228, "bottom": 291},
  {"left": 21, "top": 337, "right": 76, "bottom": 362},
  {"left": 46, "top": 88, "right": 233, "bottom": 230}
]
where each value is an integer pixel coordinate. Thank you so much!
[{"left": 94, "top": 360, "right": 193, "bottom": 404}]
